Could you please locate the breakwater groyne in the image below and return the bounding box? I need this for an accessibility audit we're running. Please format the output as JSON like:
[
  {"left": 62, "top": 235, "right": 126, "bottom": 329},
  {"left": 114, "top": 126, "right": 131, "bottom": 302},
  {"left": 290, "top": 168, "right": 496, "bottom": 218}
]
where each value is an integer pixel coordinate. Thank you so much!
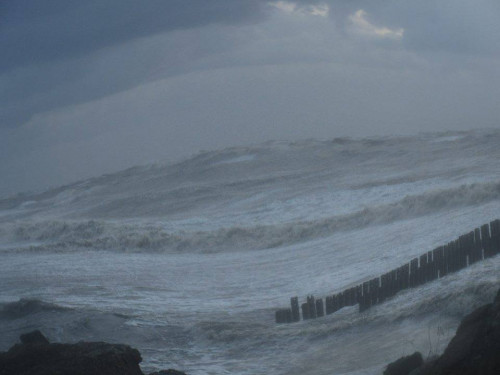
[{"left": 275, "top": 219, "right": 500, "bottom": 323}]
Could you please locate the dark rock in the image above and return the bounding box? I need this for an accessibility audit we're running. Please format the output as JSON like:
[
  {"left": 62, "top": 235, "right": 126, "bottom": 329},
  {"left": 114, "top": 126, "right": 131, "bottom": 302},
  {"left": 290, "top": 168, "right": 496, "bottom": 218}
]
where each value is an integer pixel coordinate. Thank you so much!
[
  {"left": 419, "top": 288, "right": 500, "bottom": 375},
  {"left": 20, "top": 330, "right": 50, "bottom": 345},
  {"left": 0, "top": 332, "right": 143, "bottom": 375},
  {"left": 389, "top": 287, "right": 500, "bottom": 375},
  {"left": 0, "top": 331, "right": 188, "bottom": 375},
  {"left": 384, "top": 352, "right": 423, "bottom": 375}
]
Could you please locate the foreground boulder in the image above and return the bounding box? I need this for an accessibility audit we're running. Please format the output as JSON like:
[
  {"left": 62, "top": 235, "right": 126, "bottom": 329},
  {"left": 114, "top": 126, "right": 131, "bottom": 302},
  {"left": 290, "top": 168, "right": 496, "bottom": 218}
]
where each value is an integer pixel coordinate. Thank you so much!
[
  {"left": 384, "top": 352, "right": 423, "bottom": 375},
  {"left": 19, "top": 330, "right": 50, "bottom": 345},
  {"left": 385, "top": 288, "right": 500, "bottom": 375},
  {"left": 420, "top": 288, "right": 500, "bottom": 375},
  {"left": 0, "top": 330, "right": 186, "bottom": 375}
]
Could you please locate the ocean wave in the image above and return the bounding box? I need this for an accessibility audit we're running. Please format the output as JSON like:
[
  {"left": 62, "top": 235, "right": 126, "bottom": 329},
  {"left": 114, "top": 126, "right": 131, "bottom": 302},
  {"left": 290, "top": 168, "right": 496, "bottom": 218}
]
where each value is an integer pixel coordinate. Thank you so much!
[
  {"left": 2, "top": 180, "right": 500, "bottom": 254},
  {"left": 0, "top": 299, "right": 70, "bottom": 320}
]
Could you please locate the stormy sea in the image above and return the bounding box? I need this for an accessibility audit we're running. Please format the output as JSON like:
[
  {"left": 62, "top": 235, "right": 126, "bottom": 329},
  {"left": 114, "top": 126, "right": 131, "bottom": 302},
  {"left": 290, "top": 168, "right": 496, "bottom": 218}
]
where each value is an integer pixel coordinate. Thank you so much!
[{"left": 1, "top": 129, "right": 499, "bottom": 375}]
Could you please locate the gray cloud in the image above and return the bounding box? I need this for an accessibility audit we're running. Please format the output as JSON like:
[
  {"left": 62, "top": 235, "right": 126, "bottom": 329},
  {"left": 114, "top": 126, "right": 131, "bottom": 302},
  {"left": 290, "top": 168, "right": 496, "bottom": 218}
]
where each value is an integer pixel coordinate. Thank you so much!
[
  {"left": 0, "top": 0, "right": 270, "bottom": 127},
  {"left": 0, "top": 0, "right": 266, "bottom": 71}
]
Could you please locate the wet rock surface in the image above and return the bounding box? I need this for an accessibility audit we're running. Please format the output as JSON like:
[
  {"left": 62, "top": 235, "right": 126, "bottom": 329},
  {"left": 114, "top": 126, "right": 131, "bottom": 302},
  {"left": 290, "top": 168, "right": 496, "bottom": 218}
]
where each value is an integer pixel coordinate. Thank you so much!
[
  {"left": 384, "top": 351, "right": 423, "bottom": 375},
  {"left": 0, "top": 331, "right": 186, "bottom": 375},
  {"left": 385, "top": 288, "right": 500, "bottom": 375}
]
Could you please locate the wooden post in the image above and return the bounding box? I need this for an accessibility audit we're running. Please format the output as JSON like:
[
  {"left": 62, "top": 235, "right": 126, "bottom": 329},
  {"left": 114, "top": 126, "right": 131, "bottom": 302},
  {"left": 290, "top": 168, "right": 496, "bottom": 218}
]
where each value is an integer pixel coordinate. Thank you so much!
[
  {"left": 301, "top": 303, "right": 309, "bottom": 320},
  {"left": 325, "top": 295, "right": 332, "bottom": 315},
  {"left": 432, "top": 247, "right": 443, "bottom": 278},
  {"left": 390, "top": 269, "right": 397, "bottom": 296},
  {"left": 350, "top": 287, "right": 357, "bottom": 306},
  {"left": 419, "top": 254, "right": 427, "bottom": 285},
  {"left": 359, "top": 283, "right": 368, "bottom": 312},
  {"left": 490, "top": 219, "right": 500, "bottom": 255},
  {"left": 459, "top": 233, "right": 472, "bottom": 267},
  {"left": 448, "top": 241, "right": 457, "bottom": 273},
  {"left": 410, "top": 258, "right": 418, "bottom": 287},
  {"left": 369, "top": 278, "right": 379, "bottom": 305},
  {"left": 307, "top": 295, "right": 317, "bottom": 319},
  {"left": 332, "top": 294, "right": 339, "bottom": 313},
  {"left": 339, "top": 292, "right": 346, "bottom": 310},
  {"left": 362, "top": 281, "right": 370, "bottom": 310},
  {"left": 275, "top": 308, "right": 292, "bottom": 324},
  {"left": 473, "top": 228, "right": 482, "bottom": 263},
  {"left": 316, "top": 298, "right": 324, "bottom": 317},
  {"left": 379, "top": 273, "right": 387, "bottom": 303},
  {"left": 445, "top": 242, "right": 451, "bottom": 274},
  {"left": 457, "top": 238, "right": 467, "bottom": 270},
  {"left": 398, "top": 264, "right": 404, "bottom": 289},
  {"left": 401, "top": 263, "right": 410, "bottom": 289},
  {"left": 345, "top": 289, "right": 351, "bottom": 307},
  {"left": 291, "top": 297, "right": 300, "bottom": 322},
  {"left": 427, "top": 250, "right": 437, "bottom": 281},
  {"left": 481, "top": 224, "right": 491, "bottom": 258}
]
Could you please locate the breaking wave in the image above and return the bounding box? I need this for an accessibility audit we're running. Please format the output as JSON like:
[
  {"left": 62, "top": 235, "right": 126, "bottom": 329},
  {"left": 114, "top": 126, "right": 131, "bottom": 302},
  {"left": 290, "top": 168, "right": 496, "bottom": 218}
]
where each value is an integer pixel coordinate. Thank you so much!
[
  {"left": 0, "top": 299, "right": 70, "bottom": 320},
  {"left": 2, "top": 181, "right": 500, "bottom": 253}
]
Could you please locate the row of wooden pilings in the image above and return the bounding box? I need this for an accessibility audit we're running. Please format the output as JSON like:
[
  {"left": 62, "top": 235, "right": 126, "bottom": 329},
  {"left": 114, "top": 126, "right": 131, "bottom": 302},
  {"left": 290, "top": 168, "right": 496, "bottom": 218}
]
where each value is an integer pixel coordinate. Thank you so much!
[{"left": 275, "top": 219, "right": 500, "bottom": 323}]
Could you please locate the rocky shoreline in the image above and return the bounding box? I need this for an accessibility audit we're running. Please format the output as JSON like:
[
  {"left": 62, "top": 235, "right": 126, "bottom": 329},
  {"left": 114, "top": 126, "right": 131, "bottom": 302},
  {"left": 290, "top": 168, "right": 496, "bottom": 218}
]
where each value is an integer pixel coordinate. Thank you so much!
[
  {"left": 384, "top": 287, "right": 500, "bottom": 375},
  {"left": 1, "top": 288, "right": 498, "bottom": 375},
  {"left": 0, "top": 330, "right": 185, "bottom": 375}
]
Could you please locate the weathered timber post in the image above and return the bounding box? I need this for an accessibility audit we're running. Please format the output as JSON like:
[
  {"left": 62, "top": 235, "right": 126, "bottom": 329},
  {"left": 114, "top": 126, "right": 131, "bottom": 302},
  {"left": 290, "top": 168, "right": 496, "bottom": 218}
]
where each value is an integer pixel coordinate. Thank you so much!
[
  {"left": 361, "top": 281, "right": 370, "bottom": 311},
  {"left": 445, "top": 242, "right": 453, "bottom": 273},
  {"left": 491, "top": 219, "right": 500, "bottom": 255},
  {"left": 307, "top": 295, "right": 317, "bottom": 319},
  {"left": 332, "top": 294, "right": 339, "bottom": 313},
  {"left": 316, "top": 298, "right": 324, "bottom": 317},
  {"left": 291, "top": 297, "right": 300, "bottom": 322},
  {"left": 419, "top": 254, "right": 427, "bottom": 285},
  {"left": 431, "top": 247, "right": 440, "bottom": 279},
  {"left": 369, "top": 278, "right": 379, "bottom": 305},
  {"left": 339, "top": 292, "right": 346, "bottom": 310},
  {"left": 301, "top": 303, "right": 310, "bottom": 320},
  {"left": 473, "top": 228, "right": 482, "bottom": 263},
  {"left": 458, "top": 237, "right": 467, "bottom": 270},
  {"left": 350, "top": 287, "right": 357, "bottom": 306},
  {"left": 401, "top": 263, "right": 410, "bottom": 289},
  {"left": 275, "top": 308, "right": 292, "bottom": 324},
  {"left": 410, "top": 258, "right": 418, "bottom": 287},
  {"left": 481, "top": 224, "right": 492, "bottom": 258},
  {"left": 325, "top": 295, "right": 333, "bottom": 315},
  {"left": 433, "top": 246, "right": 444, "bottom": 278},
  {"left": 466, "top": 231, "right": 476, "bottom": 264},
  {"left": 448, "top": 241, "right": 457, "bottom": 273},
  {"left": 398, "top": 267, "right": 404, "bottom": 292},
  {"left": 345, "top": 289, "right": 352, "bottom": 306},
  {"left": 426, "top": 250, "right": 436, "bottom": 281},
  {"left": 390, "top": 269, "right": 397, "bottom": 296},
  {"left": 275, "top": 310, "right": 281, "bottom": 323},
  {"left": 379, "top": 273, "right": 387, "bottom": 303}
]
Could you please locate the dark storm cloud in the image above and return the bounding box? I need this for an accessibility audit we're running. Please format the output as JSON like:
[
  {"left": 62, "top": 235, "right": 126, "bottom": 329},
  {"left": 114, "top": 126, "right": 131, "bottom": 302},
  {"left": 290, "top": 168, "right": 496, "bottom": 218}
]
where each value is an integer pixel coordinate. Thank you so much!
[
  {"left": 0, "top": 0, "right": 266, "bottom": 127},
  {"left": 0, "top": 0, "right": 265, "bottom": 71},
  {"left": 2, "top": 0, "right": 336, "bottom": 128}
]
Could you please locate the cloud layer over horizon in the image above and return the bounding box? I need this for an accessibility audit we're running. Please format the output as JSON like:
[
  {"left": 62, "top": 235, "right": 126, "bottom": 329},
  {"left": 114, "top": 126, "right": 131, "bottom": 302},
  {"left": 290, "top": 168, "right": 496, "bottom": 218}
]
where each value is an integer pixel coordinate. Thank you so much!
[{"left": 1, "top": 0, "right": 500, "bottom": 196}]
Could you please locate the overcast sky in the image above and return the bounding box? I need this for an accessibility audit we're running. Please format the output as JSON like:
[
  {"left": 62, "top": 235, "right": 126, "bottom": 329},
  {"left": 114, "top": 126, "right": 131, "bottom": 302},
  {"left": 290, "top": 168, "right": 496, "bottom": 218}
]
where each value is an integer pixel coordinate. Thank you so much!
[{"left": 1, "top": 0, "right": 500, "bottom": 196}]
